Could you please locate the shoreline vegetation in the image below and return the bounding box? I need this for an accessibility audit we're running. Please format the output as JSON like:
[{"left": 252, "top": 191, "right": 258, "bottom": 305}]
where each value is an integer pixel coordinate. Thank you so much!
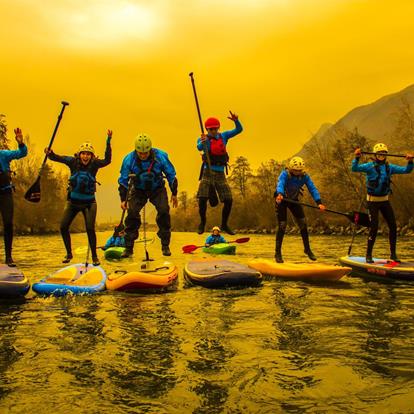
[{"left": 2, "top": 94, "right": 414, "bottom": 237}]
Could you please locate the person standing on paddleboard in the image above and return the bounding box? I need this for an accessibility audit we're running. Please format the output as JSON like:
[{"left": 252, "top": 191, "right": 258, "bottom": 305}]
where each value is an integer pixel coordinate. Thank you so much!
[
  {"left": 118, "top": 134, "right": 178, "bottom": 257},
  {"left": 197, "top": 111, "right": 242, "bottom": 235},
  {"left": 45, "top": 131, "right": 112, "bottom": 265},
  {"left": 0, "top": 128, "right": 27, "bottom": 266},
  {"left": 352, "top": 144, "right": 413, "bottom": 263},
  {"left": 205, "top": 226, "right": 227, "bottom": 247},
  {"left": 275, "top": 156, "right": 326, "bottom": 263}
]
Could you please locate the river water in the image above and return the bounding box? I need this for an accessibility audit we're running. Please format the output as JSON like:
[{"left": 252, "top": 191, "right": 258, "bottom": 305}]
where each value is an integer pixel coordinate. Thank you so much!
[{"left": 1, "top": 231, "right": 414, "bottom": 413}]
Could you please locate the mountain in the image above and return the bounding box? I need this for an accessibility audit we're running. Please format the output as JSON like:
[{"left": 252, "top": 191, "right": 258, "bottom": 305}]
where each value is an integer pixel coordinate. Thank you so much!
[{"left": 297, "top": 84, "right": 414, "bottom": 160}]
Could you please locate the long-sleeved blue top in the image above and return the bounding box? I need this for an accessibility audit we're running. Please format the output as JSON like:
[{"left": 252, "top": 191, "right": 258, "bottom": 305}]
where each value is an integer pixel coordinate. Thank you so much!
[
  {"left": 275, "top": 169, "right": 322, "bottom": 204},
  {"left": 0, "top": 143, "right": 28, "bottom": 191},
  {"left": 118, "top": 148, "right": 177, "bottom": 197},
  {"left": 351, "top": 158, "right": 413, "bottom": 196},
  {"left": 103, "top": 236, "right": 125, "bottom": 250},
  {"left": 205, "top": 234, "right": 227, "bottom": 246},
  {"left": 197, "top": 119, "right": 243, "bottom": 172}
]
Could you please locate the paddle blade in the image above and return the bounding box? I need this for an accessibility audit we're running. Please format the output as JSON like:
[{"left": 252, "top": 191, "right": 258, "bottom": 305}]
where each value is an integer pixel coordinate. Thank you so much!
[
  {"left": 182, "top": 244, "right": 200, "bottom": 254},
  {"left": 24, "top": 177, "right": 41, "bottom": 203},
  {"left": 234, "top": 237, "right": 250, "bottom": 244},
  {"left": 350, "top": 211, "right": 371, "bottom": 227},
  {"left": 208, "top": 184, "right": 219, "bottom": 207}
]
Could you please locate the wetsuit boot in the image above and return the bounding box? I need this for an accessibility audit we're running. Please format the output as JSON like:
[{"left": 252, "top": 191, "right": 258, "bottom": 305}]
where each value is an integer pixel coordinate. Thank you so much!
[
  {"left": 366, "top": 239, "right": 374, "bottom": 264},
  {"left": 275, "top": 231, "right": 284, "bottom": 263},
  {"left": 301, "top": 228, "right": 316, "bottom": 261},
  {"left": 221, "top": 200, "right": 235, "bottom": 235}
]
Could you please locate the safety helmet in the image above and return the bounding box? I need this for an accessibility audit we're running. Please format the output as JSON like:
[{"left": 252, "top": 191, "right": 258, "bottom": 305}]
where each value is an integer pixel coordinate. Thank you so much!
[
  {"left": 135, "top": 133, "right": 152, "bottom": 153},
  {"left": 205, "top": 117, "right": 220, "bottom": 129},
  {"left": 212, "top": 226, "right": 221, "bottom": 232},
  {"left": 373, "top": 143, "right": 388, "bottom": 153},
  {"left": 288, "top": 156, "right": 305, "bottom": 171},
  {"left": 78, "top": 142, "right": 95, "bottom": 155}
]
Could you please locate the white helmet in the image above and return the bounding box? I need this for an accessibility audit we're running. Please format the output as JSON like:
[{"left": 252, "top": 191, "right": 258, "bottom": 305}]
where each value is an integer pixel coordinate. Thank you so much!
[
  {"left": 373, "top": 143, "right": 388, "bottom": 153},
  {"left": 79, "top": 142, "right": 95, "bottom": 155},
  {"left": 135, "top": 133, "right": 152, "bottom": 153},
  {"left": 289, "top": 156, "right": 305, "bottom": 171}
]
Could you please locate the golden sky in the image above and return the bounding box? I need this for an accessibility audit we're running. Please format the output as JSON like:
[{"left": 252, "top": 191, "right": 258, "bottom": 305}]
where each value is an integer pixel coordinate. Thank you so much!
[{"left": 2, "top": 0, "right": 414, "bottom": 220}]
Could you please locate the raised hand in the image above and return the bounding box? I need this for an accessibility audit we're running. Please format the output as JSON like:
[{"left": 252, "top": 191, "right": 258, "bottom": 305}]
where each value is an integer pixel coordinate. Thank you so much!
[
  {"left": 107, "top": 129, "right": 113, "bottom": 139},
  {"left": 14, "top": 128, "right": 23, "bottom": 144},
  {"left": 227, "top": 111, "right": 238, "bottom": 121}
]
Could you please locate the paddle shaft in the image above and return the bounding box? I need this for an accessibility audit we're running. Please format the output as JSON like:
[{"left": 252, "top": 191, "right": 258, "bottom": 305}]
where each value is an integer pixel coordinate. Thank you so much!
[
  {"left": 284, "top": 198, "right": 349, "bottom": 218},
  {"left": 38, "top": 101, "right": 69, "bottom": 175},
  {"left": 189, "top": 72, "right": 211, "bottom": 170},
  {"left": 361, "top": 151, "right": 408, "bottom": 158}
]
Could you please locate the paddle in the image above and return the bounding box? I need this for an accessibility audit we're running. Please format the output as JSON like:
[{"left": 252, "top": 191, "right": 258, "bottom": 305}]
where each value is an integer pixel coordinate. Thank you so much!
[
  {"left": 189, "top": 72, "right": 219, "bottom": 207},
  {"left": 361, "top": 151, "right": 409, "bottom": 158},
  {"left": 25, "top": 101, "right": 69, "bottom": 202},
  {"left": 182, "top": 237, "right": 250, "bottom": 254},
  {"left": 283, "top": 198, "right": 371, "bottom": 227}
]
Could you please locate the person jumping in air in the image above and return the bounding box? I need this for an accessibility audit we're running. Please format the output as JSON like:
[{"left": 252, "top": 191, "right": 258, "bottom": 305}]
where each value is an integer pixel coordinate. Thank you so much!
[
  {"left": 103, "top": 224, "right": 125, "bottom": 250},
  {"left": 275, "top": 156, "right": 326, "bottom": 263},
  {"left": 118, "top": 134, "right": 178, "bottom": 257},
  {"left": 352, "top": 144, "right": 413, "bottom": 263},
  {"left": 196, "top": 111, "right": 242, "bottom": 235},
  {"left": 0, "top": 128, "right": 27, "bottom": 266},
  {"left": 205, "top": 226, "right": 227, "bottom": 247},
  {"left": 46, "top": 131, "right": 112, "bottom": 265}
]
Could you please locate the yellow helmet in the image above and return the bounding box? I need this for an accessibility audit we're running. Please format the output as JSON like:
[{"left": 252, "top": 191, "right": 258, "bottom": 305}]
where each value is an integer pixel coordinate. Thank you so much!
[
  {"left": 373, "top": 143, "right": 388, "bottom": 153},
  {"left": 78, "top": 142, "right": 95, "bottom": 155},
  {"left": 212, "top": 226, "right": 221, "bottom": 232},
  {"left": 135, "top": 133, "right": 152, "bottom": 153},
  {"left": 289, "top": 156, "right": 305, "bottom": 171}
]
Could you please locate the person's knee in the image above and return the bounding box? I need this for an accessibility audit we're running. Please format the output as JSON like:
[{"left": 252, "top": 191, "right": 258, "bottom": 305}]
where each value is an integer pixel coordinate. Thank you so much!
[{"left": 278, "top": 221, "right": 287, "bottom": 232}]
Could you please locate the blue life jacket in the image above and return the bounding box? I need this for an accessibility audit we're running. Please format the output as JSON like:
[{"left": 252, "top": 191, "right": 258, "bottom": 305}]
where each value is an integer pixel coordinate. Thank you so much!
[
  {"left": 133, "top": 151, "right": 164, "bottom": 192},
  {"left": 69, "top": 165, "right": 97, "bottom": 202},
  {"left": 368, "top": 162, "right": 391, "bottom": 196}
]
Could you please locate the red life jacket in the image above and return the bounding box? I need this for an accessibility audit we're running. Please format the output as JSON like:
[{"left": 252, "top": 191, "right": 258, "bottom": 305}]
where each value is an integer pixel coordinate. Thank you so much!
[{"left": 202, "top": 134, "right": 229, "bottom": 166}]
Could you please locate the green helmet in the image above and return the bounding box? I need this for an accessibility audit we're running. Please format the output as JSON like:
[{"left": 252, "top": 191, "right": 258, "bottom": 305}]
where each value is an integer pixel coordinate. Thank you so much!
[{"left": 135, "top": 133, "right": 152, "bottom": 152}]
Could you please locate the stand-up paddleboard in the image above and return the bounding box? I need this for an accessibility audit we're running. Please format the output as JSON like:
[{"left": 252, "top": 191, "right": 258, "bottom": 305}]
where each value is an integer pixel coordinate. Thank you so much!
[
  {"left": 339, "top": 256, "right": 414, "bottom": 281},
  {"left": 0, "top": 265, "right": 30, "bottom": 297},
  {"left": 248, "top": 259, "right": 351, "bottom": 282},
  {"left": 32, "top": 263, "right": 107, "bottom": 296},
  {"left": 184, "top": 259, "right": 262, "bottom": 288},
  {"left": 106, "top": 261, "right": 178, "bottom": 292},
  {"left": 202, "top": 243, "right": 236, "bottom": 255}
]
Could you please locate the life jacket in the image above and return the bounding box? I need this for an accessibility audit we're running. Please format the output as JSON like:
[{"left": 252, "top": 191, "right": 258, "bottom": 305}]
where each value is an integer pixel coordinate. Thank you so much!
[
  {"left": 367, "top": 162, "right": 391, "bottom": 196},
  {"left": 202, "top": 134, "right": 229, "bottom": 166},
  {"left": 68, "top": 160, "right": 97, "bottom": 200},
  {"left": 284, "top": 169, "right": 305, "bottom": 199},
  {"left": 133, "top": 151, "right": 162, "bottom": 191}
]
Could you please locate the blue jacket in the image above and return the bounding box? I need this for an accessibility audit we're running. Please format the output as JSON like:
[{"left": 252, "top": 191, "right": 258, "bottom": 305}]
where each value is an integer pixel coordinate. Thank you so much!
[
  {"left": 352, "top": 158, "right": 413, "bottom": 196},
  {"left": 104, "top": 236, "right": 125, "bottom": 250},
  {"left": 118, "top": 148, "right": 177, "bottom": 197},
  {"left": 275, "top": 169, "right": 322, "bottom": 204},
  {"left": 0, "top": 144, "right": 28, "bottom": 191},
  {"left": 197, "top": 119, "right": 243, "bottom": 172},
  {"left": 205, "top": 234, "right": 227, "bottom": 245},
  {"left": 48, "top": 139, "right": 111, "bottom": 202}
]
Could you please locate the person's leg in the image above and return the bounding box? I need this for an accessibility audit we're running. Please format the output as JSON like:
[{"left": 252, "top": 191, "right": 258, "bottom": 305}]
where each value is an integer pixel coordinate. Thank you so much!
[
  {"left": 82, "top": 203, "right": 99, "bottom": 264},
  {"left": 291, "top": 204, "right": 316, "bottom": 261},
  {"left": 0, "top": 193, "right": 15, "bottom": 266},
  {"left": 380, "top": 201, "right": 398, "bottom": 261},
  {"left": 60, "top": 202, "right": 79, "bottom": 263},
  {"left": 216, "top": 172, "right": 234, "bottom": 235},
  {"left": 366, "top": 201, "right": 380, "bottom": 263},
  {"left": 122, "top": 190, "right": 147, "bottom": 257},
  {"left": 275, "top": 201, "right": 288, "bottom": 263},
  {"left": 150, "top": 187, "right": 171, "bottom": 256}
]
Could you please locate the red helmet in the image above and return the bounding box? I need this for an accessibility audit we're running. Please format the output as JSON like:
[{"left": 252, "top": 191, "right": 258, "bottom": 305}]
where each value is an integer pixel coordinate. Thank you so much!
[{"left": 204, "top": 117, "right": 220, "bottom": 129}]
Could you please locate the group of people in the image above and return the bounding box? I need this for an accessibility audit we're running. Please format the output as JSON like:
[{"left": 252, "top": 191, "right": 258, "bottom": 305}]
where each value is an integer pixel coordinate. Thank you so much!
[{"left": 0, "top": 113, "right": 413, "bottom": 267}]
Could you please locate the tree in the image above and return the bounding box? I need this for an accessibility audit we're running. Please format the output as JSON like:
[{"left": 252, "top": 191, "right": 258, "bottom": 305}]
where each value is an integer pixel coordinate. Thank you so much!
[{"left": 229, "top": 156, "right": 253, "bottom": 198}]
